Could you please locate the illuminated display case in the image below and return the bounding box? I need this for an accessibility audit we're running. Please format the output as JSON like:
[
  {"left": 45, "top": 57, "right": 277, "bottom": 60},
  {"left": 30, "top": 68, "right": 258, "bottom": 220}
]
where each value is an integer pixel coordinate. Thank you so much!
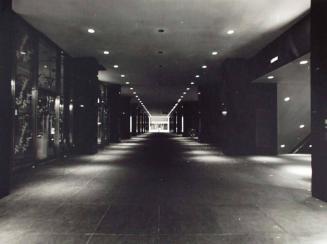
[
  {"left": 13, "top": 22, "right": 36, "bottom": 166},
  {"left": 12, "top": 16, "right": 69, "bottom": 168}
]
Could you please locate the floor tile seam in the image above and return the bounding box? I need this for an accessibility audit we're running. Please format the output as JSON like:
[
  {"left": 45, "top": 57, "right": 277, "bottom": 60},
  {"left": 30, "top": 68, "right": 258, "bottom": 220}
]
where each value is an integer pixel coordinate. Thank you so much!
[{"left": 85, "top": 204, "right": 113, "bottom": 244}]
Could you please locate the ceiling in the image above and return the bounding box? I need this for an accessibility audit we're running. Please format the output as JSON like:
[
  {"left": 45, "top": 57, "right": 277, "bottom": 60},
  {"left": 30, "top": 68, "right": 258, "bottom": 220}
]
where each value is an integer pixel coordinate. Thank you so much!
[{"left": 13, "top": 0, "right": 310, "bottom": 115}]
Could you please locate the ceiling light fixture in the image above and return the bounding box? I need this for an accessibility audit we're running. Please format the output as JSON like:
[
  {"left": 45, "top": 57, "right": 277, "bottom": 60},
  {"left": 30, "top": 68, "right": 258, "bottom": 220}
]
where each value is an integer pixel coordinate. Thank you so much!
[
  {"left": 299, "top": 124, "right": 305, "bottom": 129},
  {"left": 125, "top": 81, "right": 130, "bottom": 85},
  {"left": 212, "top": 51, "right": 218, "bottom": 55},
  {"left": 113, "top": 65, "right": 119, "bottom": 69},
  {"left": 186, "top": 87, "right": 190, "bottom": 91},
  {"left": 87, "top": 28, "right": 95, "bottom": 34},
  {"left": 190, "top": 82, "right": 195, "bottom": 85},
  {"left": 103, "top": 50, "right": 110, "bottom": 55},
  {"left": 284, "top": 97, "right": 290, "bottom": 102},
  {"left": 299, "top": 60, "right": 309, "bottom": 65},
  {"left": 267, "top": 75, "right": 274, "bottom": 80},
  {"left": 130, "top": 87, "right": 134, "bottom": 90},
  {"left": 183, "top": 92, "right": 187, "bottom": 95},
  {"left": 121, "top": 74, "right": 125, "bottom": 78},
  {"left": 227, "top": 30, "right": 235, "bottom": 35},
  {"left": 202, "top": 65, "right": 207, "bottom": 69},
  {"left": 195, "top": 75, "right": 200, "bottom": 78},
  {"left": 280, "top": 144, "right": 286, "bottom": 148}
]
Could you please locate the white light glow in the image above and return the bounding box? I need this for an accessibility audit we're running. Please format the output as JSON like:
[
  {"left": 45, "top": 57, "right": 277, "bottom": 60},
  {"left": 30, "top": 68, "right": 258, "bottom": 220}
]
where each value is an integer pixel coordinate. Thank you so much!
[
  {"left": 125, "top": 81, "right": 130, "bottom": 85},
  {"left": 121, "top": 74, "right": 125, "bottom": 78},
  {"left": 190, "top": 82, "right": 195, "bottom": 85},
  {"left": 299, "top": 60, "right": 309, "bottom": 65},
  {"left": 227, "top": 30, "right": 235, "bottom": 35},
  {"left": 103, "top": 50, "right": 110, "bottom": 55},
  {"left": 270, "top": 56, "right": 279, "bottom": 63},
  {"left": 114, "top": 65, "right": 119, "bottom": 68},
  {"left": 267, "top": 76, "right": 275, "bottom": 80},
  {"left": 87, "top": 28, "right": 95, "bottom": 33},
  {"left": 195, "top": 75, "right": 200, "bottom": 78},
  {"left": 222, "top": 110, "right": 228, "bottom": 116},
  {"left": 186, "top": 87, "right": 190, "bottom": 91},
  {"left": 202, "top": 65, "right": 207, "bottom": 69},
  {"left": 212, "top": 51, "right": 218, "bottom": 55},
  {"left": 284, "top": 97, "right": 291, "bottom": 102},
  {"left": 280, "top": 144, "right": 286, "bottom": 148},
  {"left": 299, "top": 124, "right": 305, "bottom": 129}
]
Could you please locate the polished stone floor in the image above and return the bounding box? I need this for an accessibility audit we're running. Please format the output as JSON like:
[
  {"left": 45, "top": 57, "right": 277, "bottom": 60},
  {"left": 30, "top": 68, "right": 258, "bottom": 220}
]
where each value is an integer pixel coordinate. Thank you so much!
[{"left": 0, "top": 133, "right": 327, "bottom": 244}]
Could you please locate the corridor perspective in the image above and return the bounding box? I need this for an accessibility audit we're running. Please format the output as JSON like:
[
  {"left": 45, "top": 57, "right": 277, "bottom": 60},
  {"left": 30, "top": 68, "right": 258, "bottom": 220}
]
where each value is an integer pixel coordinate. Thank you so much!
[
  {"left": 1, "top": 0, "right": 327, "bottom": 243},
  {"left": 1, "top": 133, "right": 326, "bottom": 243}
]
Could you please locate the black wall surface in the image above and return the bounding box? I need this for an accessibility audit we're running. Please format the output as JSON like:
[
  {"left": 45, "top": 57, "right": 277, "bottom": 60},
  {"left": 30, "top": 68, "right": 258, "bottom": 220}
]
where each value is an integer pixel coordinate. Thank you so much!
[
  {"left": 0, "top": 1, "right": 14, "bottom": 197},
  {"left": 120, "top": 95, "right": 131, "bottom": 139},
  {"left": 72, "top": 58, "right": 100, "bottom": 154},
  {"left": 108, "top": 84, "right": 121, "bottom": 143},
  {"left": 311, "top": 0, "right": 327, "bottom": 202}
]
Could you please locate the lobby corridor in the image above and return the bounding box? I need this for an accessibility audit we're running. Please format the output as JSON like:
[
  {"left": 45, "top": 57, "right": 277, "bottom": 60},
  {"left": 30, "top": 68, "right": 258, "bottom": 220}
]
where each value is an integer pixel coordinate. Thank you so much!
[{"left": 0, "top": 133, "right": 327, "bottom": 244}]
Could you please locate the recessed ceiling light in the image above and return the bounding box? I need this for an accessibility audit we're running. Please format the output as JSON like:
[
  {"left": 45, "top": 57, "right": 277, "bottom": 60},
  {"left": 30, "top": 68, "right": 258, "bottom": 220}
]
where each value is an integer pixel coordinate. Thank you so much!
[
  {"left": 284, "top": 97, "right": 290, "bottom": 102},
  {"left": 87, "top": 28, "right": 95, "bottom": 34},
  {"left": 44, "top": 65, "right": 48, "bottom": 69},
  {"left": 186, "top": 87, "right": 190, "bottom": 91},
  {"left": 133, "top": 92, "right": 136, "bottom": 94},
  {"left": 113, "top": 65, "right": 119, "bottom": 69},
  {"left": 178, "top": 99, "right": 181, "bottom": 102},
  {"left": 222, "top": 110, "right": 228, "bottom": 116},
  {"left": 195, "top": 75, "right": 200, "bottom": 78},
  {"left": 299, "top": 60, "right": 309, "bottom": 65},
  {"left": 183, "top": 92, "right": 187, "bottom": 95},
  {"left": 121, "top": 74, "right": 125, "bottom": 78},
  {"left": 227, "top": 30, "right": 235, "bottom": 35},
  {"left": 181, "top": 96, "right": 184, "bottom": 98},
  {"left": 130, "top": 87, "right": 134, "bottom": 90},
  {"left": 103, "top": 50, "right": 110, "bottom": 55},
  {"left": 198, "top": 92, "right": 201, "bottom": 95},
  {"left": 280, "top": 144, "right": 286, "bottom": 148},
  {"left": 202, "top": 65, "right": 207, "bottom": 69},
  {"left": 125, "top": 81, "right": 130, "bottom": 85},
  {"left": 20, "top": 51, "right": 27, "bottom": 55},
  {"left": 299, "top": 124, "right": 305, "bottom": 129},
  {"left": 190, "top": 82, "right": 195, "bottom": 85},
  {"left": 212, "top": 51, "right": 218, "bottom": 55},
  {"left": 267, "top": 76, "right": 274, "bottom": 80},
  {"left": 136, "top": 95, "right": 138, "bottom": 98}
]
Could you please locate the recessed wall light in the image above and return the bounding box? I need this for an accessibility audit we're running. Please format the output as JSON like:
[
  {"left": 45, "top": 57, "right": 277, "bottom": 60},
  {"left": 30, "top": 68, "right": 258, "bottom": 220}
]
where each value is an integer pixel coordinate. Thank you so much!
[
  {"left": 202, "top": 65, "right": 207, "bottom": 69},
  {"left": 113, "top": 65, "right": 119, "bottom": 69},
  {"left": 121, "top": 74, "right": 125, "bottom": 78},
  {"left": 267, "top": 76, "right": 274, "bottom": 80},
  {"left": 103, "top": 50, "right": 110, "bottom": 55},
  {"left": 227, "top": 30, "right": 235, "bottom": 35},
  {"left": 284, "top": 97, "right": 290, "bottom": 102},
  {"left": 299, "top": 60, "right": 309, "bottom": 65},
  {"left": 212, "top": 51, "right": 218, "bottom": 56},
  {"left": 87, "top": 28, "right": 95, "bottom": 34},
  {"left": 270, "top": 56, "right": 279, "bottom": 64}
]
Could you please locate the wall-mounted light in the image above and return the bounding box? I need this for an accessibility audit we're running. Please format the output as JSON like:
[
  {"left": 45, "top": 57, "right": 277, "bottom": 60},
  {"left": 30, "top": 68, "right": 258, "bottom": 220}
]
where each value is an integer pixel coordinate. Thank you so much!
[{"left": 270, "top": 56, "right": 279, "bottom": 64}]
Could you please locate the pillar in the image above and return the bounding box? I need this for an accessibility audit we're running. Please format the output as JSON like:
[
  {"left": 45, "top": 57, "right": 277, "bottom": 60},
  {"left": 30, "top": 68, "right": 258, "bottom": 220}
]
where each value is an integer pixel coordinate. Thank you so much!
[{"left": 311, "top": 0, "right": 327, "bottom": 201}]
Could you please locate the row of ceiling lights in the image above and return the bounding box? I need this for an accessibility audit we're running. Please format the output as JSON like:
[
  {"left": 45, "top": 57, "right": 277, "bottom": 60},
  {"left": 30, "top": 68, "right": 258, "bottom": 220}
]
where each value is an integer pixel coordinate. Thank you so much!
[
  {"left": 87, "top": 27, "right": 151, "bottom": 116},
  {"left": 88, "top": 27, "right": 236, "bottom": 117}
]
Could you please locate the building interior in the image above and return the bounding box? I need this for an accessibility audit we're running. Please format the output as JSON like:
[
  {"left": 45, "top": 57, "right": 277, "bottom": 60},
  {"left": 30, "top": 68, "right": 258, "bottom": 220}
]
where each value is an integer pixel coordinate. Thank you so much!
[{"left": 1, "top": 0, "right": 327, "bottom": 243}]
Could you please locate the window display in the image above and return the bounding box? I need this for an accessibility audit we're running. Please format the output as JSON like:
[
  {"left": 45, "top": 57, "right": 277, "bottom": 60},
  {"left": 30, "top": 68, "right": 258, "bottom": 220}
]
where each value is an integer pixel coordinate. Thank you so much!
[{"left": 13, "top": 23, "right": 35, "bottom": 164}]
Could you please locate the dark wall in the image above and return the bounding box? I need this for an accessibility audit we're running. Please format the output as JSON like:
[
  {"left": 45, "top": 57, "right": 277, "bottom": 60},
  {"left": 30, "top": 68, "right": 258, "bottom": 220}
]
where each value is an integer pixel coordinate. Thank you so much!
[
  {"left": 120, "top": 95, "right": 131, "bottom": 139},
  {"left": 72, "top": 58, "right": 99, "bottom": 154},
  {"left": 0, "top": 4, "right": 14, "bottom": 197},
  {"left": 311, "top": 0, "right": 327, "bottom": 202},
  {"left": 108, "top": 84, "right": 121, "bottom": 143},
  {"left": 181, "top": 101, "right": 199, "bottom": 137}
]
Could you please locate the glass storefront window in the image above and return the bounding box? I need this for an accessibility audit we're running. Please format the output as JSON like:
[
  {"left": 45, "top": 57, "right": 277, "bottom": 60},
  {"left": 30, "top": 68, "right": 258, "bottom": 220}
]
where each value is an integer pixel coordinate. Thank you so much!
[{"left": 13, "top": 23, "right": 35, "bottom": 164}]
